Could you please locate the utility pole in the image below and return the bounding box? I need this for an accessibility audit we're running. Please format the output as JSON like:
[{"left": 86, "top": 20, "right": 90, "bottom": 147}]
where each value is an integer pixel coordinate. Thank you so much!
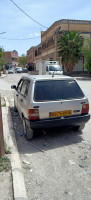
[
  {"left": 55, "top": 29, "right": 57, "bottom": 60},
  {"left": 46, "top": 32, "right": 48, "bottom": 60},
  {"left": 0, "top": 95, "right": 4, "bottom": 157},
  {"left": 55, "top": 26, "right": 61, "bottom": 60}
]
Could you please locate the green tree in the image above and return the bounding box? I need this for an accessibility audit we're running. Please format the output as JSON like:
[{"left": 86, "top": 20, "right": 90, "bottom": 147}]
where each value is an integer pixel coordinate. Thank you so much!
[
  {"left": 13, "top": 50, "right": 18, "bottom": 54},
  {"left": 19, "top": 54, "right": 27, "bottom": 67},
  {"left": 58, "top": 31, "right": 84, "bottom": 74},
  {"left": 0, "top": 47, "right": 6, "bottom": 76},
  {"left": 82, "top": 38, "right": 91, "bottom": 74}
]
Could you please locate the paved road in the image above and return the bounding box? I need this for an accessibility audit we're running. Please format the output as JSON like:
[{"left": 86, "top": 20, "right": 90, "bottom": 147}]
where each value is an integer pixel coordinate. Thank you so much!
[{"left": 0, "top": 74, "right": 91, "bottom": 200}]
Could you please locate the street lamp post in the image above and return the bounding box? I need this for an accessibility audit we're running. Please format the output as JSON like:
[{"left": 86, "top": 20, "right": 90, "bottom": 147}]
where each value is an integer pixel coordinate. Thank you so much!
[
  {"left": 0, "top": 32, "right": 5, "bottom": 156},
  {"left": 0, "top": 95, "right": 4, "bottom": 157}
]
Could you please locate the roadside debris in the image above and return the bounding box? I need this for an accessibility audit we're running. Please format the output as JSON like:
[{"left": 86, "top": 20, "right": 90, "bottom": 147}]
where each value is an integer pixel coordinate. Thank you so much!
[
  {"left": 65, "top": 191, "right": 73, "bottom": 196},
  {"left": 82, "top": 140, "right": 89, "bottom": 145},
  {"left": 79, "top": 164, "right": 88, "bottom": 168},
  {"left": 23, "top": 160, "right": 31, "bottom": 165},
  {"left": 18, "top": 133, "right": 24, "bottom": 137},
  {"left": 69, "top": 160, "right": 75, "bottom": 165},
  {"left": 30, "top": 168, "right": 33, "bottom": 172}
]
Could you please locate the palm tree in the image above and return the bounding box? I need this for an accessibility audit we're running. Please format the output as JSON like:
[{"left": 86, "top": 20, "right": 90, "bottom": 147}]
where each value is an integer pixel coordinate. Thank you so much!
[
  {"left": 82, "top": 38, "right": 91, "bottom": 74},
  {"left": 58, "top": 31, "right": 84, "bottom": 74}
]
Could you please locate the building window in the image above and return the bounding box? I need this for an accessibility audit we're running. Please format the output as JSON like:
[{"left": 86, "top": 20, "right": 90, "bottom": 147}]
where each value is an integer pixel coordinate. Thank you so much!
[{"left": 35, "top": 50, "right": 37, "bottom": 56}]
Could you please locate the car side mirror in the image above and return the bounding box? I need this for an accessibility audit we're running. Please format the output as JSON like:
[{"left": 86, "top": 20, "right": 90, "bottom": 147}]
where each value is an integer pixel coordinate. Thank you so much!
[
  {"left": 11, "top": 85, "right": 16, "bottom": 90},
  {"left": 46, "top": 66, "right": 48, "bottom": 71}
]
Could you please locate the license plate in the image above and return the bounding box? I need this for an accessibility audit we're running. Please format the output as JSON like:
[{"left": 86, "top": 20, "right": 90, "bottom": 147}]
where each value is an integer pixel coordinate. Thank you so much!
[{"left": 49, "top": 110, "right": 72, "bottom": 118}]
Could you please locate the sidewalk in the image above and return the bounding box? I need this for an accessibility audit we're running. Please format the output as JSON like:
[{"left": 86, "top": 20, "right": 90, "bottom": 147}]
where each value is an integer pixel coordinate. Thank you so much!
[
  {"left": 1, "top": 97, "right": 27, "bottom": 200},
  {"left": 0, "top": 74, "right": 7, "bottom": 78},
  {"left": 72, "top": 73, "right": 91, "bottom": 80},
  {"left": 73, "top": 76, "right": 91, "bottom": 80}
]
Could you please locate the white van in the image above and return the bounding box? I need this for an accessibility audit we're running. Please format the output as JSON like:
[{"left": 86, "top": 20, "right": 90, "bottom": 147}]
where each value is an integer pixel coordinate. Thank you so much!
[{"left": 36, "top": 60, "right": 63, "bottom": 75}]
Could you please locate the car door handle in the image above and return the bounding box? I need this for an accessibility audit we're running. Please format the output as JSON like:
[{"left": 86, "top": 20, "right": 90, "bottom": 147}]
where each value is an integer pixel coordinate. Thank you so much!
[{"left": 20, "top": 99, "right": 23, "bottom": 102}]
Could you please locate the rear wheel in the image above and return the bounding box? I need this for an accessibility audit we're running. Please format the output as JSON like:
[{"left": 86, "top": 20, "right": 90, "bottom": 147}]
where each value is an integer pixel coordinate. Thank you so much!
[
  {"left": 14, "top": 101, "right": 18, "bottom": 112},
  {"left": 74, "top": 124, "right": 85, "bottom": 131},
  {"left": 23, "top": 119, "right": 33, "bottom": 140}
]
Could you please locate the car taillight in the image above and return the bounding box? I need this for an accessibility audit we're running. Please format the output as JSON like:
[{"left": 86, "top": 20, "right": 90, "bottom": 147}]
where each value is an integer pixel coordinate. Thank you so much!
[
  {"left": 28, "top": 109, "right": 39, "bottom": 120},
  {"left": 81, "top": 104, "right": 89, "bottom": 114}
]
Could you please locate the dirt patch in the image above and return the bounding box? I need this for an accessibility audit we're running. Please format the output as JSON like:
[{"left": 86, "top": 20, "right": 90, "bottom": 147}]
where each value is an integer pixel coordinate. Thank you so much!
[
  {"left": 0, "top": 170, "right": 13, "bottom": 200},
  {"left": 0, "top": 156, "right": 13, "bottom": 200}
]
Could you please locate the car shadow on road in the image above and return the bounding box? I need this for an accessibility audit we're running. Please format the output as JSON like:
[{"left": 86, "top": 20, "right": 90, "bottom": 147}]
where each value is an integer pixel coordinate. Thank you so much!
[
  {"left": 17, "top": 127, "right": 83, "bottom": 155},
  {"left": 10, "top": 107, "right": 83, "bottom": 155}
]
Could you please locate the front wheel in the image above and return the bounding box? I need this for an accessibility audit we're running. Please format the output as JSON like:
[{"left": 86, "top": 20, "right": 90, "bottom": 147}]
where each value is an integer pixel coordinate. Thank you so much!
[{"left": 23, "top": 119, "right": 33, "bottom": 140}]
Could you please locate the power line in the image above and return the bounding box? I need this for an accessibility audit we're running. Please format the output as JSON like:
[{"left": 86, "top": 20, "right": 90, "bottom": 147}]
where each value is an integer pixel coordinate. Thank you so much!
[
  {"left": 0, "top": 32, "right": 6, "bottom": 34},
  {"left": 0, "top": 36, "right": 40, "bottom": 40},
  {"left": 10, "top": 0, "right": 48, "bottom": 29}
]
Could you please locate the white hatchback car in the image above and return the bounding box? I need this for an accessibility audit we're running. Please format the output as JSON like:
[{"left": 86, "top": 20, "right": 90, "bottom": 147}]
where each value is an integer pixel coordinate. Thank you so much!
[
  {"left": 15, "top": 67, "right": 22, "bottom": 73},
  {"left": 8, "top": 67, "right": 15, "bottom": 74},
  {"left": 11, "top": 75, "right": 90, "bottom": 140}
]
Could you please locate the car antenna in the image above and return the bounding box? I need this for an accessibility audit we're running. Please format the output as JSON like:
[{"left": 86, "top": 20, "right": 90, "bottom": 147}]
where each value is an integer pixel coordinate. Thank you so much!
[{"left": 52, "top": 72, "right": 55, "bottom": 77}]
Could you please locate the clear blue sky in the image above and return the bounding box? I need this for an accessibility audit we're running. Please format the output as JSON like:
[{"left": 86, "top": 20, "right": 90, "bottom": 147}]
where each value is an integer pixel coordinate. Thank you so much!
[{"left": 0, "top": 0, "right": 91, "bottom": 56}]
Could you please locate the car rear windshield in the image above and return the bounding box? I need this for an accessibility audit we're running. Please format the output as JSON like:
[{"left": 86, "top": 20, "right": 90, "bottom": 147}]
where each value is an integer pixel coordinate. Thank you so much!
[{"left": 34, "top": 79, "right": 84, "bottom": 101}]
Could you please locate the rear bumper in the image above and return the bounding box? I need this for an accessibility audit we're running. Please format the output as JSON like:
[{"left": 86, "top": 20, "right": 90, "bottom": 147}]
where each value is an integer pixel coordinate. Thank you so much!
[{"left": 25, "top": 114, "right": 90, "bottom": 130}]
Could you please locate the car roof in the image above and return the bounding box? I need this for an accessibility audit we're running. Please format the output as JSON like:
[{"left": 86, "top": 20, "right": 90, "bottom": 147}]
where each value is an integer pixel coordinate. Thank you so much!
[{"left": 21, "top": 74, "right": 75, "bottom": 81}]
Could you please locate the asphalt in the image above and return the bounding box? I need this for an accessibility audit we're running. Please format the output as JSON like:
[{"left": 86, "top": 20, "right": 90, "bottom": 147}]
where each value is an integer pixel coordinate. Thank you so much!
[
  {"left": 1, "top": 73, "right": 91, "bottom": 80},
  {"left": 2, "top": 97, "right": 28, "bottom": 200}
]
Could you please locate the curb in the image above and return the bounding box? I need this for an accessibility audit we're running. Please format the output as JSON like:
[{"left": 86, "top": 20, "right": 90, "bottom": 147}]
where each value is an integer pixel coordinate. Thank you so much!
[
  {"left": 2, "top": 97, "right": 28, "bottom": 200},
  {"left": 0, "top": 74, "right": 7, "bottom": 78}
]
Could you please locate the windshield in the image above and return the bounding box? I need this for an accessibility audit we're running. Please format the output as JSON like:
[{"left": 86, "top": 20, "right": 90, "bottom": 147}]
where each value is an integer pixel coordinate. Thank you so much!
[
  {"left": 34, "top": 79, "right": 84, "bottom": 102},
  {"left": 49, "top": 65, "right": 62, "bottom": 71},
  {"left": 16, "top": 67, "right": 21, "bottom": 69}
]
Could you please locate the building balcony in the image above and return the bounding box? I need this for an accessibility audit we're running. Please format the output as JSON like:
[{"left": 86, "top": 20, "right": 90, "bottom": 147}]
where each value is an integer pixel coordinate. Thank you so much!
[{"left": 34, "top": 54, "right": 42, "bottom": 61}]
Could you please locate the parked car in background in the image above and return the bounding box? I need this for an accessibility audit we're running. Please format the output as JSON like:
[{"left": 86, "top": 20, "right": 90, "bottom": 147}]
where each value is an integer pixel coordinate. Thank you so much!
[
  {"left": 11, "top": 75, "right": 90, "bottom": 140},
  {"left": 22, "top": 67, "right": 28, "bottom": 73},
  {"left": 15, "top": 67, "right": 23, "bottom": 73},
  {"left": 8, "top": 67, "right": 15, "bottom": 74}
]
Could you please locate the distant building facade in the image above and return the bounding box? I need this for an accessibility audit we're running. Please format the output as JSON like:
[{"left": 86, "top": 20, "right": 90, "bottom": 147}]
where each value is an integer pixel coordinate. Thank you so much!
[
  {"left": 4, "top": 51, "right": 18, "bottom": 68},
  {"left": 27, "top": 47, "right": 35, "bottom": 70},
  {"left": 27, "top": 19, "right": 91, "bottom": 72}
]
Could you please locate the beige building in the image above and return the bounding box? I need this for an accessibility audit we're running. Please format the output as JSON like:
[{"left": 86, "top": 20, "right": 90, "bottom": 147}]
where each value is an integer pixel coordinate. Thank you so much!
[
  {"left": 27, "top": 47, "right": 35, "bottom": 65},
  {"left": 27, "top": 19, "right": 91, "bottom": 72}
]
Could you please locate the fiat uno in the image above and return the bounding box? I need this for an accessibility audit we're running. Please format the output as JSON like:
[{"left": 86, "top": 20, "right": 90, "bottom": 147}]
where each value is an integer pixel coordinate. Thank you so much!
[{"left": 11, "top": 75, "right": 90, "bottom": 140}]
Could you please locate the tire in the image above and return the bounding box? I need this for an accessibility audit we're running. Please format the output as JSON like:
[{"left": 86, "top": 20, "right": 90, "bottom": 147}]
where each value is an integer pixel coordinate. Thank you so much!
[
  {"left": 74, "top": 124, "right": 85, "bottom": 131},
  {"left": 14, "top": 101, "right": 18, "bottom": 112},
  {"left": 23, "top": 119, "right": 33, "bottom": 140}
]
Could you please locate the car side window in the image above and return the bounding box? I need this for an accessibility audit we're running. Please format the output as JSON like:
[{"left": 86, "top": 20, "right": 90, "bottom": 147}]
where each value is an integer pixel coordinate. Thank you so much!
[
  {"left": 17, "top": 79, "right": 23, "bottom": 92},
  {"left": 20, "top": 79, "right": 30, "bottom": 97}
]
